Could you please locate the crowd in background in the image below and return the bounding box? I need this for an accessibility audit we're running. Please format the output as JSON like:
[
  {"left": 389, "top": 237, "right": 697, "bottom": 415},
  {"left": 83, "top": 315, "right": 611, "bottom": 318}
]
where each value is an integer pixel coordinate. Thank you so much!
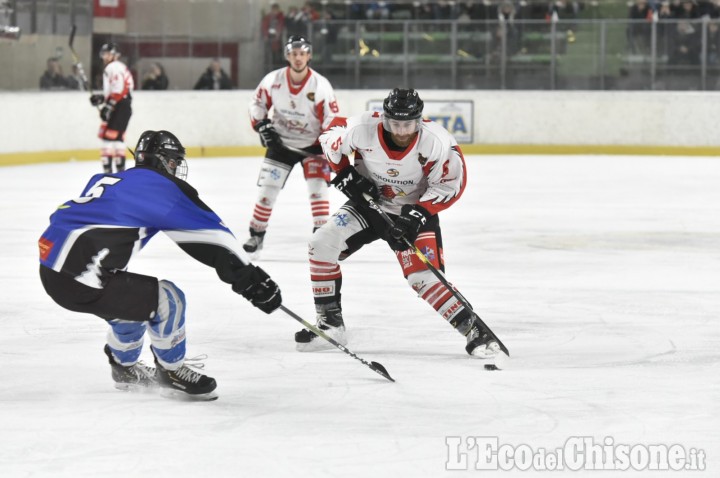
[
  {"left": 39, "top": 57, "right": 87, "bottom": 91},
  {"left": 261, "top": 0, "right": 720, "bottom": 66},
  {"left": 628, "top": 0, "right": 720, "bottom": 65},
  {"left": 38, "top": 0, "right": 720, "bottom": 92},
  {"left": 40, "top": 56, "right": 237, "bottom": 92}
]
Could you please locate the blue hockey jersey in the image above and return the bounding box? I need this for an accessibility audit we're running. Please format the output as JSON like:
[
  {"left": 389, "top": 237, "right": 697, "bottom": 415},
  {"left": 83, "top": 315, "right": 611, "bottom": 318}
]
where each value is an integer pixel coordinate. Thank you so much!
[{"left": 39, "top": 167, "right": 249, "bottom": 289}]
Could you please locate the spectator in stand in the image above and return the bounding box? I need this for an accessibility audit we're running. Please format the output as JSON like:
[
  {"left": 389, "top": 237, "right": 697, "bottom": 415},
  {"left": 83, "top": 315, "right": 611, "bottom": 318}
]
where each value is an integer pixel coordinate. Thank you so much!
[
  {"left": 285, "top": 6, "right": 305, "bottom": 36},
  {"left": 348, "top": 2, "right": 366, "bottom": 20},
  {"left": 493, "top": 1, "right": 523, "bottom": 58},
  {"left": 706, "top": 18, "right": 720, "bottom": 65},
  {"left": 669, "top": 0, "right": 684, "bottom": 16},
  {"left": 704, "top": 0, "right": 720, "bottom": 17},
  {"left": 194, "top": 59, "right": 233, "bottom": 90},
  {"left": 66, "top": 64, "right": 87, "bottom": 91},
  {"left": 39, "top": 57, "right": 71, "bottom": 90},
  {"left": 657, "top": 0, "right": 674, "bottom": 56},
  {"left": 628, "top": 0, "right": 654, "bottom": 54},
  {"left": 141, "top": 62, "right": 169, "bottom": 90},
  {"left": 417, "top": 2, "right": 435, "bottom": 21},
  {"left": 366, "top": 2, "right": 391, "bottom": 20},
  {"left": 301, "top": 1, "right": 320, "bottom": 22},
  {"left": 315, "top": 9, "right": 339, "bottom": 61},
  {"left": 546, "top": 1, "right": 583, "bottom": 23},
  {"left": 262, "top": 3, "right": 285, "bottom": 67},
  {"left": 465, "top": 2, "right": 493, "bottom": 20},
  {"left": 670, "top": 0, "right": 701, "bottom": 65}
]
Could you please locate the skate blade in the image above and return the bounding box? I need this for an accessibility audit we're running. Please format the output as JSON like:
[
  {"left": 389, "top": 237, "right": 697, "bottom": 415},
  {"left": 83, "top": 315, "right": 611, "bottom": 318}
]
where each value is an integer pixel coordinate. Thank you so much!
[
  {"left": 114, "top": 383, "right": 158, "bottom": 393},
  {"left": 159, "top": 388, "right": 219, "bottom": 402}
]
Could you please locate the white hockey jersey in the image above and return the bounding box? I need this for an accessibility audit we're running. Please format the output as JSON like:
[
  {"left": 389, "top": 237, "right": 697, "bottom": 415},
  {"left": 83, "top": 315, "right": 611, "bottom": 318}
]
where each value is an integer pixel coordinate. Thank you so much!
[
  {"left": 249, "top": 67, "right": 339, "bottom": 148},
  {"left": 320, "top": 112, "right": 467, "bottom": 215},
  {"left": 103, "top": 60, "right": 134, "bottom": 102}
]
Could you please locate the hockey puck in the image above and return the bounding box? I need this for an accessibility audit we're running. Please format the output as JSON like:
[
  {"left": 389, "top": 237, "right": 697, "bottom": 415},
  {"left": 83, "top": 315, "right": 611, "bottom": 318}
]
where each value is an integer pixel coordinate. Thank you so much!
[{"left": 484, "top": 364, "right": 500, "bottom": 371}]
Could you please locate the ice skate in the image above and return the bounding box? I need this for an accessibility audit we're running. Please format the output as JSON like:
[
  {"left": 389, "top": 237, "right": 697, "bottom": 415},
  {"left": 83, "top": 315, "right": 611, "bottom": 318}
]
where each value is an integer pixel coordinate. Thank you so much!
[
  {"left": 295, "top": 305, "right": 347, "bottom": 352},
  {"left": 465, "top": 319, "right": 501, "bottom": 359},
  {"left": 154, "top": 353, "right": 218, "bottom": 401},
  {"left": 242, "top": 229, "right": 265, "bottom": 257},
  {"left": 104, "top": 344, "right": 157, "bottom": 392}
]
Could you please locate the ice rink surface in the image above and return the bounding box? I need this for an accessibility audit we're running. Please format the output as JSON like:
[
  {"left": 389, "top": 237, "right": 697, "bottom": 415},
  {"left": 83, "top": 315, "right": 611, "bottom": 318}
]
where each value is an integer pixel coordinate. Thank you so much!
[{"left": 0, "top": 154, "right": 717, "bottom": 477}]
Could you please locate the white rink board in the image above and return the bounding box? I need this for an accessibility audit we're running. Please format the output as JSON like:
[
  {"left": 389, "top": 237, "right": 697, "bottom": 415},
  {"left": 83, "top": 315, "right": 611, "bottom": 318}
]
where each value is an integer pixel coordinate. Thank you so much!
[{"left": 4, "top": 90, "right": 720, "bottom": 153}]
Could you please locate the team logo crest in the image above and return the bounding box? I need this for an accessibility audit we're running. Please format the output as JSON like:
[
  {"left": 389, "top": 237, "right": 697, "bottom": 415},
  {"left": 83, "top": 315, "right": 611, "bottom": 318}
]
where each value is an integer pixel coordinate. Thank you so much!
[
  {"left": 380, "top": 185, "right": 407, "bottom": 199},
  {"left": 307, "top": 92, "right": 315, "bottom": 101},
  {"left": 418, "top": 154, "right": 428, "bottom": 166},
  {"left": 420, "top": 246, "right": 436, "bottom": 261},
  {"left": 334, "top": 213, "right": 349, "bottom": 227},
  {"left": 387, "top": 168, "right": 399, "bottom": 177},
  {"left": 290, "top": 100, "right": 296, "bottom": 109},
  {"left": 270, "top": 168, "right": 281, "bottom": 180}
]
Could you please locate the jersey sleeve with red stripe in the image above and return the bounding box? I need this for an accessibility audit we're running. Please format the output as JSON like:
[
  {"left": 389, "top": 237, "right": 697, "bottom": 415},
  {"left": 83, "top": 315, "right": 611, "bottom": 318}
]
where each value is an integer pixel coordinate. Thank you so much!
[
  {"left": 312, "top": 74, "right": 340, "bottom": 131},
  {"left": 416, "top": 123, "right": 467, "bottom": 215},
  {"left": 248, "top": 70, "right": 279, "bottom": 129},
  {"left": 319, "top": 116, "right": 352, "bottom": 172}
]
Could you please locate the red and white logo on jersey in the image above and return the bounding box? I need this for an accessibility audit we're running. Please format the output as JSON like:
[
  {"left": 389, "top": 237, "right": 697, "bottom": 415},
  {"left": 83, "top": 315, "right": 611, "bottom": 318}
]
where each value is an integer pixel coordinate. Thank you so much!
[{"left": 331, "top": 137, "right": 342, "bottom": 151}]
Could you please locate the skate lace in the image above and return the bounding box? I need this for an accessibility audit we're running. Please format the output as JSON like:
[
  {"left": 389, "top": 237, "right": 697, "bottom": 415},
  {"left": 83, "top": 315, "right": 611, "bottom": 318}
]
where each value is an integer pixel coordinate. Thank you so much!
[
  {"left": 466, "top": 324, "right": 480, "bottom": 342},
  {"left": 316, "top": 315, "right": 330, "bottom": 330},
  {"left": 134, "top": 361, "right": 156, "bottom": 378},
  {"left": 173, "top": 354, "right": 208, "bottom": 384},
  {"left": 318, "top": 309, "right": 343, "bottom": 328}
]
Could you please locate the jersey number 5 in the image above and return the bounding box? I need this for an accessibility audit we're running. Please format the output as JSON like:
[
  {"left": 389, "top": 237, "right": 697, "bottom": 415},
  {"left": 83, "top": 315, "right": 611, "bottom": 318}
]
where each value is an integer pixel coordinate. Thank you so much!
[{"left": 74, "top": 177, "right": 122, "bottom": 204}]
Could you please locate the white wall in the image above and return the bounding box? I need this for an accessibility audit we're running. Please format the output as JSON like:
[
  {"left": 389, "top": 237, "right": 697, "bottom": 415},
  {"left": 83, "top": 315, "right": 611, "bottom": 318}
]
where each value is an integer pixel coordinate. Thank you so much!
[{"left": 4, "top": 90, "right": 720, "bottom": 154}]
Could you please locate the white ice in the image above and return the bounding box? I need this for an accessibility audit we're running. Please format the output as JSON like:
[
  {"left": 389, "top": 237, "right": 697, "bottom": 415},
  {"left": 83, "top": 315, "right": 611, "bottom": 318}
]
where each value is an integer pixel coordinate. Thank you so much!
[{"left": 0, "top": 155, "right": 718, "bottom": 477}]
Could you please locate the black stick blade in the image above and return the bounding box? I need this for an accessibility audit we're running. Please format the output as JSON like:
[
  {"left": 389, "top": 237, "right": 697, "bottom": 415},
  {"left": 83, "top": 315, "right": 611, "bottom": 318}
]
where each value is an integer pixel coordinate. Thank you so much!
[
  {"left": 69, "top": 24, "right": 77, "bottom": 48},
  {"left": 370, "top": 361, "right": 395, "bottom": 382}
]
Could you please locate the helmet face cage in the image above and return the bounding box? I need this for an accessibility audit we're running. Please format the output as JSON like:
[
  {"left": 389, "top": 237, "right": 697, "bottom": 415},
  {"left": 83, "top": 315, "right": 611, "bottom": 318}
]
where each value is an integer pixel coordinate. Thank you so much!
[
  {"left": 382, "top": 88, "right": 424, "bottom": 135},
  {"left": 134, "top": 130, "right": 188, "bottom": 180},
  {"left": 158, "top": 153, "right": 188, "bottom": 181},
  {"left": 285, "top": 35, "right": 312, "bottom": 55}
]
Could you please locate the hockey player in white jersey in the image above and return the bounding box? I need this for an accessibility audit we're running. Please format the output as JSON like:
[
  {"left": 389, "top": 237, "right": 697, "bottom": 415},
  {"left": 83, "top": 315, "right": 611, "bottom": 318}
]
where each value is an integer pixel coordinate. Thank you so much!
[
  {"left": 244, "top": 35, "right": 339, "bottom": 257},
  {"left": 295, "top": 88, "right": 500, "bottom": 358},
  {"left": 89, "top": 42, "right": 134, "bottom": 174},
  {"left": 39, "top": 130, "right": 282, "bottom": 400}
]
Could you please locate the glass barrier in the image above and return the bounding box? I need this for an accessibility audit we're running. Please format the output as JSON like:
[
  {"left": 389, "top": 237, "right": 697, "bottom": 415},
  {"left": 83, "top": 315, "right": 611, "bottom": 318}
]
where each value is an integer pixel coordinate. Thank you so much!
[
  {"left": 4, "top": 7, "right": 720, "bottom": 92},
  {"left": 306, "top": 18, "right": 720, "bottom": 91}
]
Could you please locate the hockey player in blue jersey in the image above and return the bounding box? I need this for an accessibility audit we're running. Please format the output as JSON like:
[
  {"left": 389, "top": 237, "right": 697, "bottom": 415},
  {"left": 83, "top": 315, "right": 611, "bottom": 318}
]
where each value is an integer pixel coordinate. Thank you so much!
[{"left": 38, "top": 130, "right": 281, "bottom": 400}]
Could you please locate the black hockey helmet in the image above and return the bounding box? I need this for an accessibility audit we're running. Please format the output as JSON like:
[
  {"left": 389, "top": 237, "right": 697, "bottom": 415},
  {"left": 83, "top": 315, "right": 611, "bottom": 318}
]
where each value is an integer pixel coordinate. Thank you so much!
[
  {"left": 285, "top": 35, "right": 312, "bottom": 55},
  {"left": 383, "top": 88, "right": 424, "bottom": 121},
  {"left": 382, "top": 89, "right": 424, "bottom": 135},
  {"left": 98, "top": 42, "right": 120, "bottom": 58},
  {"left": 134, "top": 130, "right": 188, "bottom": 180}
]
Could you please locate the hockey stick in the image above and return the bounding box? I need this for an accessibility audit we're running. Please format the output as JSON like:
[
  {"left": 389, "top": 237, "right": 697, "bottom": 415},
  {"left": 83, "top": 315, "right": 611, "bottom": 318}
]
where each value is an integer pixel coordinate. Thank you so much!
[
  {"left": 363, "top": 196, "right": 510, "bottom": 357},
  {"left": 282, "top": 144, "right": 325, "bottom": 160},
  {"left": 68, "top": 24, "right": 94, "bottom": 97},
  {"left": 279, "top": 305, "right": 395, "bottom": 382}
]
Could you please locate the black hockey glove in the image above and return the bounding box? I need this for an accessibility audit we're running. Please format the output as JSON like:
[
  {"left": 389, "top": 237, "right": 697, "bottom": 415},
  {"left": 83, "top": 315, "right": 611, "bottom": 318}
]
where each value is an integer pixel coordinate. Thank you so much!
[
  {"left": 388, "top": 204, "right": 431, "bottom": 251},
  {"left": 100, "top": 99, "right": 116, "bottom": 122},
  {"left": 89, "top": 94, "right": 104, "bottom": 106},
  {"left": 331, "top": 166, "right": 379, "bottom": 205},
  {"left": 232, "top": 264, "right": 282, "bottom": 314},
  {"left": 254, "top": 119, "right": 282, "bottom": 149}
]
